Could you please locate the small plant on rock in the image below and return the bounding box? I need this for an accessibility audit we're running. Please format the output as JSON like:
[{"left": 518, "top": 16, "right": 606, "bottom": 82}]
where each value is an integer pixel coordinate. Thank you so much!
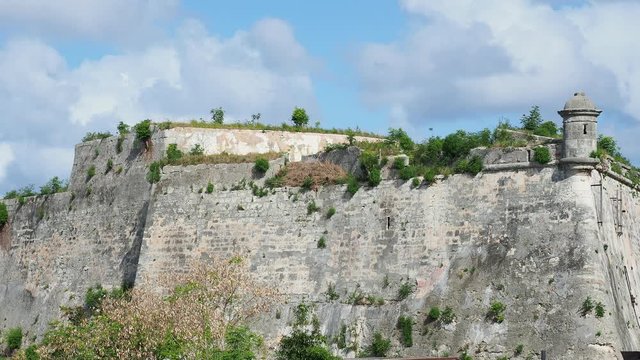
[
  {"left": 397, "top": 315, "right": 413, "bottom": 347},
  {"left": 346, "top": 175, "right": 360, "bottom": 195},
  {"left": 428, "top": 306, "right": 441, "bottom": 322},
  {"left": 581, "top": 296, "right": 595, "bottom": 317},
  {"left": 515, "top": 344, "right": 524, "bottom": 355},
  {"left": 595, "top": 301, "right": 606, "bottom": 318},
  {"left": 5, "top": 327, "right": 23, "bottom": 351},
  {"left": 307, "top": 200, "right": 320, "bottom": 215},
  {"left": 362, "top": 332, "right": 391, "bottom": 357},
  {"left": 325, "top": 207, "right": 336, "bottom": 219},
  {"left": 86, "top": 165, "right": 96, "bottom": 182},
  {"left": 206, "top": 182, "right": 214, "bottom": 194},
  {"left": 488, "top": 301, "right": 506, "bottom": 323},
  {"left": 189, "top": 144, "right": 205, "bottom": 156},
  {"left": 441, "top": 306, "right": 456, "bottom": 324},
  {"left": 397, "top": 281, "right": 415, "bottom": 301},
  {"left": 254, "top": 157, "right": 270, "bottom": 174},
  {"left": 0, "top": 202, "right": 9, "bottom": 228},
  {"left": 317, "top": 236, "right": 327, "bottom": 249}
]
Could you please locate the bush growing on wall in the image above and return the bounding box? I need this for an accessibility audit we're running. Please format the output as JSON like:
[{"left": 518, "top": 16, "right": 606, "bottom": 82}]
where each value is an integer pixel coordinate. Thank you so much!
[
  {"left": 0, "top": 202, "right": 8, "bottom": 228},
  {"left": 166, "top": 144, "right": 183, "bottom": 161},
  {"left": 533, "top": 146, "right": 551, "bottom": 164},
  {"left": 254, "top": 158, "right": 270, "bottom": 173},
  {"left": 397, "top": 315, "right": 413, "bottom": 347},
  {"left": 5, "top": 327, "right": 23, "bottom": 351},
  {"left": 361, "top": 332, "right": 391, "bottom": 357},
  {"left": 133, "top": 119, "right": 152, "bottom": 144},
  {"left": 147, "top": 162, "right": 162, "bottom": 184},
  {"left": 82, "top": 132, "right": 112, "bottom": 142}
]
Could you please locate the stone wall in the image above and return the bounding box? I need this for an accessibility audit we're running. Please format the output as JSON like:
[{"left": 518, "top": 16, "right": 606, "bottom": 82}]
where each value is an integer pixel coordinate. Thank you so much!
[
  {"left": 1, "top": 128, "right": 639, "bottom": 359},
  {"left": 157, "top": 127, "right": 380, "bottom": 162}
]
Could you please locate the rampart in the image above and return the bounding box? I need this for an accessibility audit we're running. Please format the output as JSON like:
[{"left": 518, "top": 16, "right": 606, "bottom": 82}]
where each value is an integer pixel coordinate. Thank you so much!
[{"left": 1, "top": 119, "right": 639, "bottom": 359}]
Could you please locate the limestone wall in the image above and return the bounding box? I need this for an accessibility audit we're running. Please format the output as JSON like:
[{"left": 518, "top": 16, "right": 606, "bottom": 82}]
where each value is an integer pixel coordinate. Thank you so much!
[
  {"left": 157, "top": 127, "right": 380, "bottom": 162},
  {"left": 2, "top": 127, "right": 640, "bottom": 359}
]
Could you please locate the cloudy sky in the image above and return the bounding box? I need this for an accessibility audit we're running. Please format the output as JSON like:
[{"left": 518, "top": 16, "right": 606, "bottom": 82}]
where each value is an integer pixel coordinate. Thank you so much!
[{"left": 1, "top": 0, "right": 639, "bottom": 194}]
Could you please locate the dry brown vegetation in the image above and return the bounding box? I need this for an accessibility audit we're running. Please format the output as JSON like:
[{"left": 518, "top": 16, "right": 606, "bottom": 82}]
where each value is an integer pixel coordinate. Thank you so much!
[
  {"left": 277, "top": 162, "right": 347, "bottom": 190},
  {"left": 34, "top": 257, "right": 277, "bottom": 360}
]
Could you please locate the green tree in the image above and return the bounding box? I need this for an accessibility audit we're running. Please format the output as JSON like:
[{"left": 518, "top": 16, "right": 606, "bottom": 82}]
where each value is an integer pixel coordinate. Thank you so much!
[
  {"left": 211, "top": 107, "right": 225, "bottom": 124},
  {"left": 533, "top": 120, "right": 559, "bottom": 137},
  {"left": 39, "top": 176, "right": 66, "bottom": 195},
  {"left": 597, "top": 135, "right": 619, "bottom": 157},
  {"left": 520, "top": 105, "right": 543, "bottom": 131},
  {"left": 133, "top": 119, "right": 152, "bottom": 145},
  {"left": 117, "top": 121, "right": 130, "bottom": 136},
  {"left": 0, "top": 202, "right": 8, "bottom": 228},
  {"left": 291, "top": 107, "right": 309, "bottom": 127},
  {"left": 386, "top": 128, "right": 414, "bottom": 152}
]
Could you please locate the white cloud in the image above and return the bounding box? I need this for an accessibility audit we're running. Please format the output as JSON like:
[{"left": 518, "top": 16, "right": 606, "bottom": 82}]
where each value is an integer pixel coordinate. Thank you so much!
[
  {"left": 355, "top": 0, "right": 640, "bottom": 123},
  {"left": 0, "top": 18, "right": 318, "bottom": 192},
  {"left": 0, "top": 0, "right": 179, "bottom": 44},
  {"left": 0, "top": 143, "right": 14, "bottom": 182}
]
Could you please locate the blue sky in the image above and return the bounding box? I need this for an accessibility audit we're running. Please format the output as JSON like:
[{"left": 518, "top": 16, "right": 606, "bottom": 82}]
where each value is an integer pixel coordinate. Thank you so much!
[{"left": 0, "top": 0, "right": 639, "bottom": 194}]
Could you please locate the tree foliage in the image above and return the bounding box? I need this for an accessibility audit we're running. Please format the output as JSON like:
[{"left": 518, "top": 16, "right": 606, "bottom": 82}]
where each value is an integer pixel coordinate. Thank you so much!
[
  {"left": 0, "top": 202, "right": 8, "bottom": 228},
  {"left": 291, "top": 107, "right": 309, "bottom": 127},
  {"left": 33, "top": 257, "right": 275, "bottom": 360},
  {"left": 520, "top": 105, "right": 543, "bottom": 131},
  {"left": 211, "top": 107, "right": 225, "bottom": 124},
  {"left": 133, "top": 119, "right": 153, "bottom": 144}
]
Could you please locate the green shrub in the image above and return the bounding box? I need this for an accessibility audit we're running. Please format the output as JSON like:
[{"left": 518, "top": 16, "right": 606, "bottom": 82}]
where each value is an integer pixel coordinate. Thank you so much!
[
  {"left": 533, "top": 146, "right": 551, "bottom": 164},
  {"left": 147, "top": 161, "right": 162, "bottom": 183},
  {"left": 85, "top": 285, "right": 108, "bottom": 311},
  {"left": 386, "top": 128, "right": 415, "bottom": 152},
  {"left": 117, "top": 121, "right": 130, "bottom": 136},
  {"left": 302, "top": 177, "right": 314, "bottom": 191},
  {"left": 465, "top": 156, "right": 483, "bottom": 175},
  {"left": 206, "top": 182, "right": 214, "bottom": 194},
  {"left": 211, "top": 107, "right": 225, "bottom": 124},
  {"left": 581, "top": 296, "right": 595, "bottom": 316},
  {"left": 157, "top": 121, "right": 172, "bottom": 130},
  {"left": 317, "top": 236, "right": 326, "bottom": 249},
  {"left": 534, "top": 121, "right": 559, "bottom": 137},
  {"left": 362, "top": 332, "right": 391, "bottom": 357},
  {"left": 166, "top": 143, "right": 183, "bottom": 161},
  {"left": 423, "top": 167, "right": 437, "bottom": 184},
  {"left": 133, "top": 119, "right": 152, "bottom": 143},
  {"left": 39, "top": 176, "right": 67, "bottom": 196},
  {"left": 86, "top": 165, "right": 96, "bottom": 182},
  {"left": 595, "top": 302, "right": 605, "bottom": 318},
  {"left": 367, "top": 168, "right": 381, "bottom": 186},
  {"left": 428, "top": 306, "right": 441, "bottom": 321},
  {"left": 346, "top": 175, "right": 360, "bottom": 196},
  {"left": 393, "top": 157, "right": 406, "bottom": 170},
  {"left": 5, "top": 327, "right": 23, "bottom": 351},
  {"left": 82, "top": 132, "right": 112, "bottom": 142},
  {"left": 397, "top": 281, "right": 415, "bottom": 300},
  {"left": 515, "top": 344, "right": 524, "bottom": 355},
  {"left": 326, "top": 207, "right": 336, "bottom": 219},
  {"left": 254, "top": 158, "right": 270, "bottom": 173},
  {"left": 399, "top": 165, "right": 417, "bottom": 181},
  {"left": 25, "top": 344, "right": 39, "bottom": 360},
  {"left": 291, "top": 107, "right": 309, "bottom": 127},
  {"left": 0, "top": 202, "right": 8, "bottom": 228},
  {"left": 116, "top": 137, "right": 124, "bottom": 153},
  {"left": 325, "top": 283, "right": 339, "bottom": 301},
  {"left": 189, "top": 144, "right": 205, "bottom": 156},
  {"left": 460, "top": 351, "right": 473, "bottom": 360},
  {"left": 411, "top": 177, "right": 421, "bottom": 188},
  {"left": 105, "top": 159, "right": 113, "bottom": 174},
  {"left": 397, "top": 315, "right": 413, "bottom": 347},
  {"left": 441, "top": 306, "right": 455, "bottom": 324},
  {"left": 611, "top": 163, "right": 623, "bottom": 175},
  {"left": 307, "top": 200, "right": 320, "bottom": 215},
  {"left": 360, "top": 151, "right": 379, "bottom": 173},
  {"left": 488, "top": 301, "right": 506, "bottom": 323}
]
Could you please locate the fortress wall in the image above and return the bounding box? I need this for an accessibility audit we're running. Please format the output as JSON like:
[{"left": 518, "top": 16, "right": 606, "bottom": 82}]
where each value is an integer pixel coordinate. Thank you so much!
[
  {"left": 157, "top": 127, "right": 380, "bottom": 162},
  {"left": 136, "top": 165, "right": 634, "bottom": 359},
  {"left": 592, "top": 171, "right": 640, "bottom": 351},
  {"left": 2, "top": 127, "right": 640, "bottom": 358}
]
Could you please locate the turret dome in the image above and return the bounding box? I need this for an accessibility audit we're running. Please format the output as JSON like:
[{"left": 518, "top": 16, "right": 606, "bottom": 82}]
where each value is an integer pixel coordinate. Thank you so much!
[{"left": 562, "top": 92, "right": 599, "bottom": 112}]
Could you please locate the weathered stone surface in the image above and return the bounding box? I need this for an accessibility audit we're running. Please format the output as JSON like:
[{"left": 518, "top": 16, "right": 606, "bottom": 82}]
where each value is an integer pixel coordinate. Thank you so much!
[{"left": 1, "top": 128, "right": 639, "bottom": 360}]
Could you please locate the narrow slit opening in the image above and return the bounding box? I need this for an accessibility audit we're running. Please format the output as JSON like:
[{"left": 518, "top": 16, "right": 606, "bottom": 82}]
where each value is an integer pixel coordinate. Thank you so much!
[
  {"left": 387, "top": 217, "right": 391, "bottom": 230},
  {"left": 583, "top": 124, "right": 587, "bottom": 134}
]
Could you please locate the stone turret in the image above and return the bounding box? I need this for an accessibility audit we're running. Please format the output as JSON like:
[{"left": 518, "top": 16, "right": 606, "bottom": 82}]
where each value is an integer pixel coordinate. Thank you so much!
[{"left": 559, "top": 92, "right": 601, "bottom": 171}]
